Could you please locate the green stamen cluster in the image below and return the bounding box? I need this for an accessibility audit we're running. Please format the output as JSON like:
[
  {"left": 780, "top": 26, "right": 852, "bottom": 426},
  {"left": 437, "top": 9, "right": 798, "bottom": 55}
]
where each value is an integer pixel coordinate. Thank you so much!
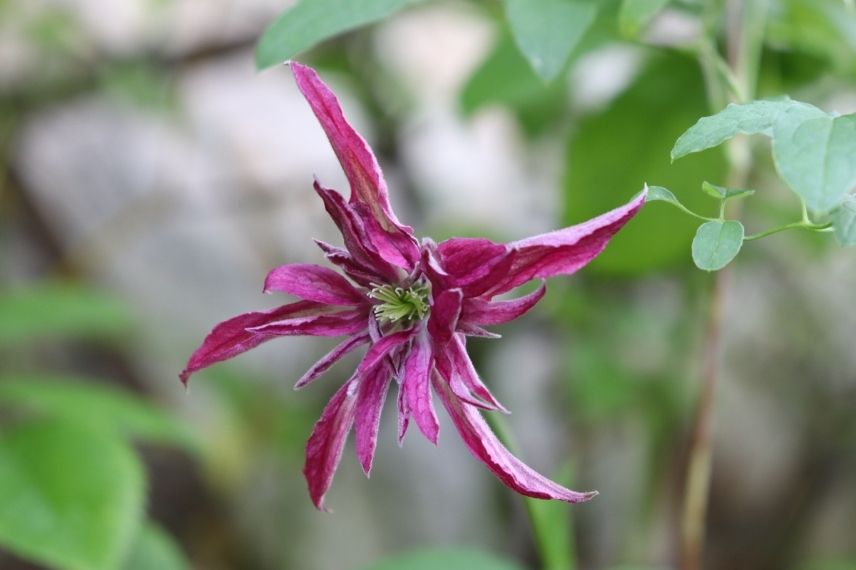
[{"left": 368, "top": 282, "right": 430, "bottom": 324}]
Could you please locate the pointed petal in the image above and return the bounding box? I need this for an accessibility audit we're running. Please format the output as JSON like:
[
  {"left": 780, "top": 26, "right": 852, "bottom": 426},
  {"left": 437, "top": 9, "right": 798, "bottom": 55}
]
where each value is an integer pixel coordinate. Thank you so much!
[
  {"left": 264, "top": 263, "right": 367, "bottom": 306},
  {"left": 248, "top": 307, "right": 369, "bottom": 337},
  {"left": 456, "top": 323, "right": 502, "bottom": 339},
  {"left": 437, "top": 238, "right": 508, "bottom": 287},
  {"left": 291, "top": 63, "right": 418, "bottom": 268},
  {"left": 354, "top": 363, "right": 393, "bottom": 475},
  {"left": 461, "top": 282, "right": 546, "bottom": 326},
  {"left": 314, "top": 240, "right": 379, "bottom": 288},
  {"left": 446, "top": 334, "right": 508, "bottom": 413},
  {"left": 433, "top": 375, "right": 597, "bottom": 504},
  {"left": 181, "top": 301, "right": 332, "bottom": 385},
  {"left": 401, "top": 330, "right": 438, "bottom": 444},
  {"left": 490, "top": 192, "right": 645, "bottom": 295},
  {"left": 314, "top": 181, "right": 399, "bottom": 281},
  {"left": 356, "top": 329, "right": 414, "bottom": 376},
  {"left": 427, "top": 288, "right": 463, "bottom": 345},
  {"left": 304, "top": 378, "right": 360, "bottom": 511},
  {"left": 295, "top": 334, "right": 370, "bottom": 389}
]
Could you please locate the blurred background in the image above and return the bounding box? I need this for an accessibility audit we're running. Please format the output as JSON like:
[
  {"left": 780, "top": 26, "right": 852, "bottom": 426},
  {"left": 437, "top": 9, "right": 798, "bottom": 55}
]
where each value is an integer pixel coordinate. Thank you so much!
[{"left": 1, "top": 0, "right": 855, "bottom": 569}]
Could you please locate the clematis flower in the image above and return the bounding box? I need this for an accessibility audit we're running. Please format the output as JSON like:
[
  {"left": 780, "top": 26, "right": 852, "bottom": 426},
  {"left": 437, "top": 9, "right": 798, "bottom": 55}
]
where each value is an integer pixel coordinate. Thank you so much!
[{"left": 181, "top": 62, "right": 645, "bottom": 511}]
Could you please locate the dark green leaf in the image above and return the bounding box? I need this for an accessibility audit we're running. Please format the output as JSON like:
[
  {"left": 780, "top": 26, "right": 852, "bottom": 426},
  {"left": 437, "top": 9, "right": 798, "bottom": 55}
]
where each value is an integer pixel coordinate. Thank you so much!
[
  {"left": 831, "top": 195, "right": 856, "bottom": 246},
  {"left": 563, "top": 54, "right": 727, "bottom": 274},
  {"left": 503, "top": 0, "right": 597, "bottom": 81},
  {"left": 619, "top": 0, "right": 670, "bottom": 37},
  {"left": 0, "top": 421, "right": 145, "bottom": 570},
  {"left": 363, "top": 549, "right": 525, "bottom": 570},
  {"left": 0, "top": 376, "right": 197, "bottom": 452},
  {"left": 255, "top": 0, "right": 421, "bottom": 69},
  {"left": 691, "top": 220, "right": 745, "bottom": 271},
  {"left": 0, "top": 282, "right": 133, "bottom": 345},
  {"left": 123, "top": 523, "right": 188, "bottom": 570}
]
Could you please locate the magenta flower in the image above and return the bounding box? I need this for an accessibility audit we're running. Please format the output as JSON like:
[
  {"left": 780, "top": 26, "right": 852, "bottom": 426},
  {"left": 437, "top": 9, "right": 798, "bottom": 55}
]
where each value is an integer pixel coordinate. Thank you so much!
[{"left": 181, "top": 62, "right": 645, "bottom": 510}]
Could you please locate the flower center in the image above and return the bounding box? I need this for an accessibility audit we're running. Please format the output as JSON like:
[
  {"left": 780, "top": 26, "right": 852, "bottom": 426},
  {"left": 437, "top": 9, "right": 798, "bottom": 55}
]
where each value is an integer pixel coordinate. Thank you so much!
[{"left": 368, "top": 282, "right": 430, "bottom": 324}]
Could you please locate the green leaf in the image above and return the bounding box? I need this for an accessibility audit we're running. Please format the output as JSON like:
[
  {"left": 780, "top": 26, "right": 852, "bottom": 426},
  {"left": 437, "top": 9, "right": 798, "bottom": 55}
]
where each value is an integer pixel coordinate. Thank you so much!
[
  {"left": 0, "top": 376, "right": 197, "bottom": 452},
  {"left": 255, "top": 0, "right": 420, "bottom": 69},
  {"left": 691, "top": 220, "right": 745, "bottom": 271},
  {"left": 645, "top": 185, "right": 682, "bottom": 205},
  {"left": 671, "top": 98, "right": 826, "bottom": 161},
  {"left": 773, "top": 113, "right": 856, "bottom": 212},
  {"left": 363, "top": 549, "right": 525, "bottom": 570},
  {"left": 701, "top": 181, "right": 755, "bottom": 200},
  {"left": 563, "top": 54, "right": 727, "bottom": 274},
  {"left": 0, "top": 282, "right": 133, "bottom": 345},
  {"left": 619, "top": 0, "right": 670, "bottom": 37},
  {"left": 0, "top": 421, "right": 145, "bottom": 570},
  {"left": 503, "top": 0, "right": 597, "bottom": 82},
  {"left": 831, "top": 195, "right": 856, "bottom": 246},
  {"left": 123, "top": 523, "right": 188, "bottom": 570},
  {"left": 524, "top": 463, "right": 575, "bottom": 570}
]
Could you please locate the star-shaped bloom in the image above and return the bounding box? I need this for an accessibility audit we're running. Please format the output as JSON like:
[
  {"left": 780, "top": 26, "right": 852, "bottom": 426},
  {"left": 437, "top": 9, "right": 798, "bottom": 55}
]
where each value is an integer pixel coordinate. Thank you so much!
[{"left": 181, "top": 62, "right": 645, "bottom": 511}]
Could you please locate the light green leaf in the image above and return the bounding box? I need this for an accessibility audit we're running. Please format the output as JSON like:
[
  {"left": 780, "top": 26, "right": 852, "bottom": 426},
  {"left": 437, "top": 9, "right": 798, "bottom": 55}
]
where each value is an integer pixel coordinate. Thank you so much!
[
  {"left": 0, "top": 282, "right": 133, "bottom": 345},
  {"left": 564, "top": 54, "right": 727, "bottom": 274},
  {"left": 671, "top": 98, "right": 826, "bottom": 161},
  {"left": 691, "top": 220, "right": 745, "bottom": 271},
  {"left": 772, "top": 113, "right": 856, "bottom": 212},
  {"left": 123, "top": 523, "right": 188, "bottom": 570},
  {"left": 831, "top": 195, "right": 856, "bottom": 246},
  {"left": 0, "top": 421, "right": 145, "bottom": 570},
  {"left": 525, "top": 463, "right": 575, "bottom": 570},
  {"left": 619, "top": 0, "right": 670, "bottom": 37},
  {"left": 255, "top": 0, "right": 420, "bottom": 69},
  {"left": 0, "top": 376, "right": 197, "bottom": 452},
  {"left": 503, "top": 0, "right": 597, "bottom": 81},
  {"left": 363, "top": 549, "right": 525, "bottom": 570},
  {"left": 645, "top": 185, "right": 681, "bottom": 205},
  {"left": 701, "top": 181, "right": 755, "bottom": 200}
]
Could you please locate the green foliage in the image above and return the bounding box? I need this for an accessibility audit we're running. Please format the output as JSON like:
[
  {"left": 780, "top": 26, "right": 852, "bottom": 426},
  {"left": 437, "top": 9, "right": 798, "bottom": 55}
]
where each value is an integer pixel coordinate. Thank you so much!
[
  {"left": 0, "top": 420, "right": 145, "bottom": 570},
  {"left": 701, "top": 181, "right": 755, "bottom": 201},
  {"left": 0, "top": 376, "right": 197, "bottom": 452},
  {"left": 0, "top": 281, "right": 133, "bottom": 345},
  {"left": 619, "top": 0, "right": 670, "bottom": 37},
  {"left": 831, "top": 195, "right": 856, "bottom": 246},
  {"left": 363, "top": 548, "right": 525, "bottom": 570},
  {"left": 672, "top": 99, "right": 856, "bottom": 213},
  {"left": 255, "top": 0, "right": 420, "bottom": 69},
  {"left": 564, "top": 55, "right": 727, "bottom": 274},
  {"left": 523, "top": 463, "right": 575, "bottom": 570},
  {"left": 123, "top": 523, "right": 189, "bottom": 570},
  {"left": 460, "top": 33, "right": 567, "bottom": 135},
  {"left": 691, "top": 220, "right": 745, "bottom": 271},
  {"left": 502, "top": 0, "right": 597, "bottom": 82}
]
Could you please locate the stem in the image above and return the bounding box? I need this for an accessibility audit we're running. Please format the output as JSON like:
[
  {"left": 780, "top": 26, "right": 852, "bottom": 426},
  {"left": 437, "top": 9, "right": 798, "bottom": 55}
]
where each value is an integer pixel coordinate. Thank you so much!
[{"left": 744, "top": 221, "right": 832, "bottom": 241}]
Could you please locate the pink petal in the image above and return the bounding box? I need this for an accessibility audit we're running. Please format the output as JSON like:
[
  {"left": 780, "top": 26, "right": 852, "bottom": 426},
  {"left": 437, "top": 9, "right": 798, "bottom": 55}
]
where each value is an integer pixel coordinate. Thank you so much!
[
  {"left": 490, "top": 192, "right": 645, "bottom": 296},
  {"left": 461, "top": 282, "right": 546, "bottom": 326},
  {"left": 437, "top": 238, "right": 508, "bottom": 287},
  {"left": 180, "top": 301, "right": 334, "bottom": 385},
  {"left": 354, "top": 362, "right": 393, "bottom": 475},
  {"left": 294, "top": 334, "right": 370, "bottom": 389},
  {"left": 427, "top": 288, "right": 463, "bottom": 345},
  {"left": 456, "top": 323, "right": 502, "bottom": 339},
  {"left": 401, "top": 330, "right": 438, "bottom": 444},
  {"left": 314, "top": 181, "right": 399, "bottom": 282},
  {"left": 291, "top": 63, "right": 419, "bottom": 268},
  {"left": 356, "top": 329, "right": 414, "bottom": 376},
  {"left": 444, "top": 334, "right": 508, "bottom": 413},
  {"left": 304, "top": 377, "right": 360, "bottom": 511},
  {"left": 314, "top": 240, "right": 379, "bottom": 288},
  {"left": 264, "top": 263, "right": 367, "bottom": 306},
  {"left": 433, "top": 374, "right": 597, "bottom": 504},
  {"left": 247, "top": 307, "right": 369, "bottom": 337}
]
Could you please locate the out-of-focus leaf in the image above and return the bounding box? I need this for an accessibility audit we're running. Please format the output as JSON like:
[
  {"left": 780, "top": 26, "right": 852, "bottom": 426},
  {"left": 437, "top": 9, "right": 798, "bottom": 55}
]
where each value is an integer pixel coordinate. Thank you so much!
[
  {"left": 619, "top": 0, "right": 670, "bottom": 37},
  {"left": 831, "top": 195, "right": 856, "bottom": 245},
  {"left": 673, "top": 99, "right": 856, "bottom": 212},
  {"left": 0, "top": 421, "right": 145, "bottom": 570},
  {"left": 503, "top": 0, "right": 597, "bottom": 81},
  {"left": 255, "top": 0, "right": 420, "bottom": 69},
  {"left": 767, "top": 0, "right": 856, "bottom": 72},
  {"left": 0, "top": 282, "right": 133, "bottom": 345},
  {"left": 123, "top": 523, "right": 188, "bottom": 570},
  {"left": 645, "top": 185, "right": 682, "bottom": 205},
  {"left": 800, "top": 561, "right": 856, "bottom": 570},
  {"left": 363, "top": 549, "right": 525, "bottom": 570},
  {"left": 459, "top": 33, "right": 567, "bottom": 135},
  {"left": 524, "top": 463, "right": 575, "bottom": 570},
  {"left": 691, "top": 220, "right": 745, "bottom": 271},
  {"left": 563, "top": 54, "right": 727, "bottom": 274},
  {"left": 0, "top": 376, "right": 197, "bottom": 452}
]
